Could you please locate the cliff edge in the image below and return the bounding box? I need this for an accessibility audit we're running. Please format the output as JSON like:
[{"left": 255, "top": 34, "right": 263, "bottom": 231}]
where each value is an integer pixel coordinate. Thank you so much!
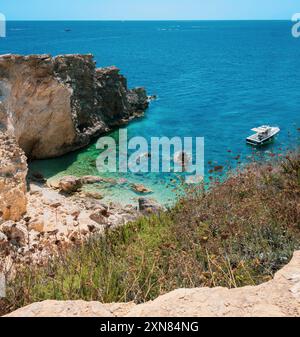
[
  {"left": 0, "top": 54, "right": 148, "bottom": 159},
  {"left": 5, "top": 251, "right": 300, "bottom": 317}
]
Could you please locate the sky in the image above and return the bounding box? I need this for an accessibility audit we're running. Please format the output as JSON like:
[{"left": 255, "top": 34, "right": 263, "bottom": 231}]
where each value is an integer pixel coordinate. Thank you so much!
[{"left": 0, "top": 0, "right": 299, "bottom": 21}]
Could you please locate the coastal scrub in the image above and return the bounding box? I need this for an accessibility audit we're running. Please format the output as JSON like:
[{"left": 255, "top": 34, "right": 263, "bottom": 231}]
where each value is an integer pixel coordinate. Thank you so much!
[{"left": 1, "top": 151, "right": 299, "bottom": 315}]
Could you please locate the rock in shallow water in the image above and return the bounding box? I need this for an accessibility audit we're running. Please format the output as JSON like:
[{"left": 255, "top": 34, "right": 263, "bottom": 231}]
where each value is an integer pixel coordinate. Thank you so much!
[
  {"left": 138, "top": 197, "right": 163, "bottom": 214},
  {"left": 81, "top": 176, "right": 104, "bottom": 184},
  {"left": 131, "top": 183, "right": 153, "bottom": 194}
]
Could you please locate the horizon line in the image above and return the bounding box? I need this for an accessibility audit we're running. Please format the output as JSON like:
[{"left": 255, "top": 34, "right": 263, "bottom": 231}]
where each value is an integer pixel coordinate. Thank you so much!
[{"left": 5, "top": 19, "right": 293, "bottom": 22}]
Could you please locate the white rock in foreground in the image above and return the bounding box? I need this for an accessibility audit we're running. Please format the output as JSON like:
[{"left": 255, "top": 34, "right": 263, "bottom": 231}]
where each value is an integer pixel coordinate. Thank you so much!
[{"left": 5, "top": 251, "right": 300, "bottom": 317}]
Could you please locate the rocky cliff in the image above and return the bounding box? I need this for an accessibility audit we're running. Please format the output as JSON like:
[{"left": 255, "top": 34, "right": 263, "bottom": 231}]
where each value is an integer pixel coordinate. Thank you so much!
[
  {"left": 0, "top": 54, "right": 148, "bottom": 159},
  {"left": 0, "top": 130, "right": 27, "bottom": 221},
  {"left": 5, "top": 251, "right": 300, "bottom": 317}
]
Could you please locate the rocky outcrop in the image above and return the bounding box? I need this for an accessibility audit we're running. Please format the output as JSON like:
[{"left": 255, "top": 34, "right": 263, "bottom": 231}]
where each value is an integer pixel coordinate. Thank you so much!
[
  {"left": 5, "top": 251, "right": 300, "bottom": 317},
  {"left": 0, "top": 179, "right": 140, "bottom": 266},
  {"left": 0, "top": 54, "right": 148, "bottom": 159},
  {"left": 0, "top": 179, "right": 140, "bottom": 269},
  {"left": 0, "top": 131, "right": 27, "bottom": 221}
]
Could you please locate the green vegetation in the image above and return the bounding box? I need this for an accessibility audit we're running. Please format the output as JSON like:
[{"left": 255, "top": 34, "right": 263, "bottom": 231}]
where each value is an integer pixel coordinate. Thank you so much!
[{"left": 1, "top": 151, "right": 300, "bottom": 315}]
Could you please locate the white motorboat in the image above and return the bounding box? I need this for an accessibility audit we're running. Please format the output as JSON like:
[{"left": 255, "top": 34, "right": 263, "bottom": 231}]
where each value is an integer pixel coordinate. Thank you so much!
[{"left": 246, "top": 125, "right": 280, "bottom": 146}]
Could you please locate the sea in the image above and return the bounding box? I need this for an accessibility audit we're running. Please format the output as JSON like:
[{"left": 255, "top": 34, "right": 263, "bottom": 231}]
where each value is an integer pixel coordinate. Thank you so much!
[{"left": 1, "top": 21, "right": 299, "bottom": 205}]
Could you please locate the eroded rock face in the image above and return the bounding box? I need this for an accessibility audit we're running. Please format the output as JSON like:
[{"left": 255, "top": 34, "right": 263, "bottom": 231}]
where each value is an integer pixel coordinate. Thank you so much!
[
  {"left": 0, "top": 54, "right": 148, "bottom": 159},
  {"left": 0, "top": 131, "right": 27, "bottom": 221}
]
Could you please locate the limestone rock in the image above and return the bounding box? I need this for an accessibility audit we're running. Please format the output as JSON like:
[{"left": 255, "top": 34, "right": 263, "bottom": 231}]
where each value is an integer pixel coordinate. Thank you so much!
[
  {"left": 89, "top": 210, "right": 106, "bottom": 225},
  {"left": 127, "top": 87, "right": 149, "bottom": 115},
  {"left": 28, "top": 216, "right": 56, "bottom": 233},
  {"left": 58, "top": 176, "right": 82, "bottom": 194},
  {"left": 0, "top": 131, "right": 27, "bottom": 221},
  {"left": 0, "top": 231, "right": 8, "bottom": 248},
  {"left": 81, "top": 191, "right": 103, "bottom": 200},
  {"left": 27, "top": 220, "right": 44, "bottom": 233},
  {"left": 4, "top": 300, "right": 135, "bottom": 317},
  {"left": 0, "top": 221, "right": 28, "bottom": 247},
  {"left": 0, "top": 54, "right": 149, "bottom": 159},
  {"left": 77, "top": 212, "right": 102, "bottom": 232}
]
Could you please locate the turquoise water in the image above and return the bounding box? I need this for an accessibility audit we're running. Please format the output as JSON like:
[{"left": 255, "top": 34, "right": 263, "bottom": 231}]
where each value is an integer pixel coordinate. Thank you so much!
[{"left": 1, "top": 21, "right": 300, "bottom": 205}]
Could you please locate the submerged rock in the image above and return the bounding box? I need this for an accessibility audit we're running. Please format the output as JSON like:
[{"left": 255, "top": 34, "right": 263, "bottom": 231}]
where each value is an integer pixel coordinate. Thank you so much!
[
  {"left": 81, "top": 176, "right": 104, "bottom": 184},
  {"left": 131, "top": 183, "right": 153, "bottom": 194},
  {"left": 30, "top": 172, "right": 46, "bottom": 183}
]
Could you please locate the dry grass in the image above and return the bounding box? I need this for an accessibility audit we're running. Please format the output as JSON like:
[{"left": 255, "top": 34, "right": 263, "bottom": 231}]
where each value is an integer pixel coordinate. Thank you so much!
[{"left": 1, "top": 151, "right": 300, "bottom": 315}]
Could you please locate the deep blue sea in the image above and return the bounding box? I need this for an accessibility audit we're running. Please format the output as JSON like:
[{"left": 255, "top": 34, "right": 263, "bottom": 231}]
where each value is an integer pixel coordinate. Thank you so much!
[{"left": 1, "top": 21, "right": 300, "bottom": 205}]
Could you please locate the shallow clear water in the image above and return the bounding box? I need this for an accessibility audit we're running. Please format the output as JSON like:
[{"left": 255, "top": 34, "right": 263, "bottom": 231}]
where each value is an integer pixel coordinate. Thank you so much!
[{"left": 1, "top": 21, "right": 300, "bottom": 205}]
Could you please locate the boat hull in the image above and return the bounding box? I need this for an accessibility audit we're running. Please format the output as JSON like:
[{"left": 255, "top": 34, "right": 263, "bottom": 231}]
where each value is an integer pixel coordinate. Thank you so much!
[{"left": 246, "top": 135, "right": 275, "bottom": 146}]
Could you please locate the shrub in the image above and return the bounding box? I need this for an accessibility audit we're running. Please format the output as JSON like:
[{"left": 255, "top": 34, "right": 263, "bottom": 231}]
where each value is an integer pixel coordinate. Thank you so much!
[{"left": 1, "top": 151, "right": 300, "bottom": 315}]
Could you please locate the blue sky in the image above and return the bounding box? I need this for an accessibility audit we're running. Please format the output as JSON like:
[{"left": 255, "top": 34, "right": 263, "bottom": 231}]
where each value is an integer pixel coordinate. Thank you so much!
[{"left": 0, "top": 0, "right": 299, "bottom": 20}]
